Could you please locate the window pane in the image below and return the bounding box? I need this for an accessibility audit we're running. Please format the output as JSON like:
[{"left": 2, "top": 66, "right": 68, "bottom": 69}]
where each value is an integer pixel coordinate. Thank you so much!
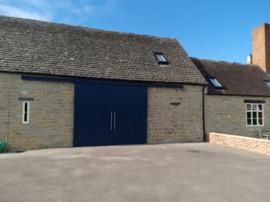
[
  {"left": 258, "top": 104, "right": 262, "bottom": 110},
  {"left": 247, "top": 112, "right": 251, "bottom": 118},
  {"left": 155, "top": 53, "right": 168, "bottom": 64},
  {"left": 259, "top": 119, "right": 263, "bottom": 125},
  {"left": 24, "top": 113, "right": 27, "bottom": 122},
  {"left": 252, "top": 105, "right": 257, "bottom": 111},
  {"left": 258, "top": 112, "right": 262, "bottom": 118},
  {"left": 156, "top": 54, "right": 162, "bottom": 61},
  {"left": 265, "top": 81, "right": 270, "bottom": 88},
  {"left": 24, "top": 102, "right": 28, "bottom": 111},
  {"left": 253, "top": 112, "right": 257, "bottom": 118},
  {"left": 210, "top": 78, "right": 222, "bottom": 88},
  {"left": 212, "top": 79, "right": 219, "bottom": 86},
  {"left": 24, "top": 102, "right": 28, "bottom": 122},
  {"left": 247, "top": 119, "right": 251, "bottom": 125},
  {"left": 253, "top": 119, "right": 257, "bottom": 125},
  {"left": 247, "top": 104, "right": 251, "bottom": 110},
  {"left": 22, "top": 101, "right": 30, "bottom": 124},
  {"left": 158, "top": 55, "right": 166, "bottom": 62}
]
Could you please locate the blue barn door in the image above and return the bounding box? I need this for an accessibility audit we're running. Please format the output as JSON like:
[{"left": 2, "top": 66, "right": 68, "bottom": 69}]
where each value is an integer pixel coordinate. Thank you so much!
[
  {"left": 112, "top": 85, "right": 147, "bottom": 145},
  {"left": 73, "top": 83, "right": 147, "bottom": 147},
  {"left": 73, "top": 84, "right": 113, "bottom": 146}
]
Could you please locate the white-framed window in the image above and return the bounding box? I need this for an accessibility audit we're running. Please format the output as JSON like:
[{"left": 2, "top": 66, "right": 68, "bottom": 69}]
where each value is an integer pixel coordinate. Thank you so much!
[
  {"left": 246, "top": 103, "right": 264, "bottom": 126},
  {"left": 22, "top": 101, "right": 30, "bottom": 124}
]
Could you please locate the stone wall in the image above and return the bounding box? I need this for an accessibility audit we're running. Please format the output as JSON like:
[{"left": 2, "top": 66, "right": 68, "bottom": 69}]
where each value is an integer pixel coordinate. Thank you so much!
[
  {"left": 0, "top": 73, "right": 204, "bottom": 150},
  {"left": 205, "top": 95, "right": 270, "bottom": 138},
  {"left": 147, "top": 85, "right": 204, "bottom": 143},
  {"left": 209, "top": 132, "right": 270, "bottom": 155},
  {"left": 0, "top": 73, "right": 74, "bottom": 151}
]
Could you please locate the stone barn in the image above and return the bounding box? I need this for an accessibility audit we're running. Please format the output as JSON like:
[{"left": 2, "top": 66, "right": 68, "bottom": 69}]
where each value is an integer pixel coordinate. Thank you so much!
[{"left": 0, "top": 16, "right": 206, "bottom": 151}]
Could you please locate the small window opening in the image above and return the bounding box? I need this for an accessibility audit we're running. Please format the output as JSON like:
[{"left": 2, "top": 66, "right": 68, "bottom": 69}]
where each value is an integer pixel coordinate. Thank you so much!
[
  {"left": 264, "top": 80, "right": 270, "bottom": 88},
  {"left": 22, "top": 101, "right": 30, "bottom": 124},
  {"left": 154, "top": 52, "right": 169, "bottom": 64},
  {"left": 209, "top": 77, "right": 223, "bottom": 88}
]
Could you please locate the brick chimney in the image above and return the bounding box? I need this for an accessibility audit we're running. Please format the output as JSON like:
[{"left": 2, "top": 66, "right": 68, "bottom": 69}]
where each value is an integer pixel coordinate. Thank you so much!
[{"left": 252, "top": 23, "right": 270, "bottom": 73}]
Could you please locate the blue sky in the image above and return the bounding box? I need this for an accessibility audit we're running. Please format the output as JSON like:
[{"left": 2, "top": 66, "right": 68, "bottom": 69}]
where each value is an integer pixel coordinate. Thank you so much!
[{"left": 0, "top": 0, "right": 269, "bottom": 63}]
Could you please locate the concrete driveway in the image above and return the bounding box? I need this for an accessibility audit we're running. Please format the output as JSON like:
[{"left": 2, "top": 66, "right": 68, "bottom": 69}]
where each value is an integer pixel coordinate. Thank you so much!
[{"left": 0, "top": 143, "right": 270, "bottom": 202}]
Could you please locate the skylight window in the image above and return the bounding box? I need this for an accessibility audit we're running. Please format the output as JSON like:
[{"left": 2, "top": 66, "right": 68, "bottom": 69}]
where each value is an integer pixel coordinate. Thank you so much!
[
  {"left": 209, "top": 77, "right": 223, "bottom": 88},
  {"left": 154, "top": 52, "right": 169, "bottom": 64},
  {"left": 264, "top": 80, "right": 270, "bottom": 88}
]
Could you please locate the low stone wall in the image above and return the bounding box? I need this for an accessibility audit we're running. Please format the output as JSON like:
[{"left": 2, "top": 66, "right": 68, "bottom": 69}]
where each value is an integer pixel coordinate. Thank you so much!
[{"left": 209, "top": 132, "right": 270, "bottom": 155}]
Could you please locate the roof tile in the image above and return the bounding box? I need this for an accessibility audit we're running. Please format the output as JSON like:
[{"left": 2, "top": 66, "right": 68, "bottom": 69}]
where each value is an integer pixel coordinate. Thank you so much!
[
  {"left": 0, "top": 16, "right": 206, "bottom": 85},
  {"left": 192, "top": 58, "right": 270, "bottom": 96}
]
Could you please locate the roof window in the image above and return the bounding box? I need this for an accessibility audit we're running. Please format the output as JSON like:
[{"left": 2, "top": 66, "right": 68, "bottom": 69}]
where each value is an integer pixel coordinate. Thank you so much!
[
  {"left": 209, "top": 77, "right": 223, "bottom": 88},
  {"left": 264, "top": 80, "right": 270, "bottom": 88},
  {"left": 154, "top": 52, "right": 169, "bottom": 65}
]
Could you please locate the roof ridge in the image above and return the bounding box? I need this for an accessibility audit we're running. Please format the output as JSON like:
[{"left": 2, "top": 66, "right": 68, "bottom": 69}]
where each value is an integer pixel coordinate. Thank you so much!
[
  {"left": 0, "top": 15, "right": 175, "bottom": 41},
  {"left": 191, "top": 57, "right": 261, "bottom": 67}
]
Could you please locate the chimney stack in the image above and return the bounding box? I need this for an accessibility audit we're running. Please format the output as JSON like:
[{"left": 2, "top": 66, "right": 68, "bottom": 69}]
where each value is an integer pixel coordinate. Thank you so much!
[
  {"left": 247, "top": 54, "right": 252, "bottom": 64},
  {"left": 252, "top": 23, "right": 270, "bottom": 72}
]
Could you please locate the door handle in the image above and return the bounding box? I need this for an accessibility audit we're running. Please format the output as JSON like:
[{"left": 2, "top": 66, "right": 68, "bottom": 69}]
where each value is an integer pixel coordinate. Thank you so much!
[
  {"left": 114, "top": 112, "right": 116, "bottom": 130},
  {"left": 110, "top": 112, "right": 113, "bottom": 130}
]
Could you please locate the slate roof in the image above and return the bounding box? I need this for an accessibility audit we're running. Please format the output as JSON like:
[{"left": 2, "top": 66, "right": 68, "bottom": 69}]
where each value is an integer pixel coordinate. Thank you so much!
[
  {"left": 0, "top": 16, "right": 206, "bottom": 85},
  {"left": 192, "top": 58, "right": 270, "bottom": 97}
]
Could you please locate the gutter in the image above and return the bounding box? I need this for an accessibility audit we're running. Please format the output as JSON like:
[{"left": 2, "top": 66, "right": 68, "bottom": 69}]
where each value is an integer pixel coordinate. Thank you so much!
[
  {"left": 4, "top": 91, "right": 10, "bottom": 152},
  {"left": 202, "top": 86, "right": 207, "bottom": 142}
]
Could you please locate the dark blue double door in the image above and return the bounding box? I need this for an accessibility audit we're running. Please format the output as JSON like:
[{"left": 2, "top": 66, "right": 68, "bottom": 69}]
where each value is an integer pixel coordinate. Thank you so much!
[{"left": 73, "top": 83, "right": 147, "bottom": 146}]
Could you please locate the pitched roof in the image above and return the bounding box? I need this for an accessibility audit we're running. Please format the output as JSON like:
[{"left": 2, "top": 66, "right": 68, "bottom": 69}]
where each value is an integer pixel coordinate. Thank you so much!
[
  {"left": 192, "top": 58, "right": 270, "bottom": 97},
  {"left": 0, "top": 16, "right": 206, "bottom": 85}
]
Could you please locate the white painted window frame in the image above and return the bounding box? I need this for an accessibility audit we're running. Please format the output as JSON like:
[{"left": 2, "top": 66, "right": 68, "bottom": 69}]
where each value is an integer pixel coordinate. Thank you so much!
[
  {"left": 246, "top": 103, "right": 264, "bottom": 127},
  {"left": 22, "top": 101, "right": 30, "bottom": 124}
]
